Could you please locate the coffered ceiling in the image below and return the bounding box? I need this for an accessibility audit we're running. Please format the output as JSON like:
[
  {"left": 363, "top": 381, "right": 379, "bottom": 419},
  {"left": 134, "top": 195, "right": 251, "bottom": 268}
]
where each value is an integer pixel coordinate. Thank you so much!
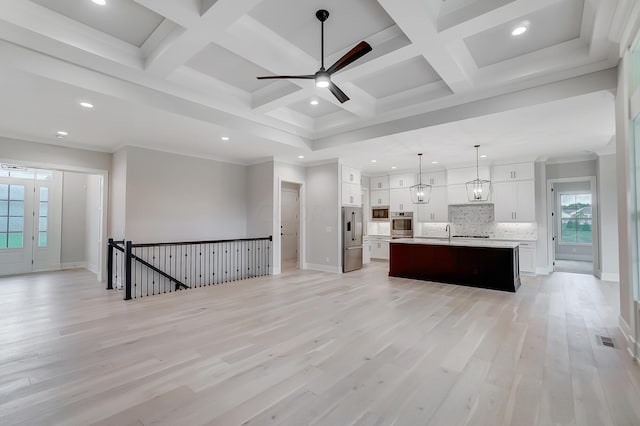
[{"left": 0, "top": 0, "right": 636, "bottom": 170}]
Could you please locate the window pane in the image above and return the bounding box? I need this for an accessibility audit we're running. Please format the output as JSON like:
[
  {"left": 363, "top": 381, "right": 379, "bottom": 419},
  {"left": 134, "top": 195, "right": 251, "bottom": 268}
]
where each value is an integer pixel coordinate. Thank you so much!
[
  {"left": 39, "top": 202, "right": 48, "bottom": 217},
  {"left": 0, "top": 170, "right": 9, "bottom": 177},
  {"left": 8, "top": 233, "right": 23, "bottom": 248},
  {"left": 0, "top": 184, "right": 7, "bottom": 200},
  {"left": 0, "top": 201, "right": 7, "bottom": 215},
  {"left": 39, "top": 217, "right": 47, "bottom": 232},
  {"left": 39, "top": 232, "right": 47, "bottom": 247},
  {"left": 9, "top": 185, "right": 25, "bottom": 201},
  {"left": 0, "top": 217, "right": 6, "bottom": 231},
  {"left": 40, "top": 187, "right": 48, "bottom": 202},
  {"left": 577, "top": 219, "right": 592, "bottom": 243},
  {"left": 8, "top": 217, "right": 23, "bottom": 232},
  {"left": 9, "top": 201, "right": 24, "bottom": 216},
  {"left": 9, "top": 171, "right": 34, "bottom": 179},
  {"left": 561, "top": 219, "right": 578, "bottom": 243},
  {"left": 0, "top": 233, "right": 6, "bottom": 248},
  {"left": 36, "top": 173, "right": 52, "bottom": 181}
]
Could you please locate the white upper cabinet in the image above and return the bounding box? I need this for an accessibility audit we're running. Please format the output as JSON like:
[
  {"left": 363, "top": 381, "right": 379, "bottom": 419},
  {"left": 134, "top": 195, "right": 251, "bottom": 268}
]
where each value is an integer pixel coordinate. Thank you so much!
[
  {"left": 492, "top": 180, "right": 535, "bottom": 222},
  {"left": 370, "top": 176, "right": 389, "bottom": 190},
  {"left": 390, "top": 174, "right": 415, "bottom": 189},
  {"left": 492, "top": 163, "right": 534, "bottom": 182},
  {"left": 389, "top": 188, "right": 413, "bottom": 212},
  {"left": 417, "top": 186, "right": 448, "bottom": 222},
  {"left": 342, "top": 165, "right": 361, "bottom": 184},
  {"left": 342, "top": 182, "right": 361, "bottom": 206},
  {"left": 446, "top": 166, "right": 490, "bottom": 185},
  {"left": 419, "top": 171, "right": 446, "bottom": 187},
  {"left": 370, "top": 189, "right": 390, "bottom": 206}
]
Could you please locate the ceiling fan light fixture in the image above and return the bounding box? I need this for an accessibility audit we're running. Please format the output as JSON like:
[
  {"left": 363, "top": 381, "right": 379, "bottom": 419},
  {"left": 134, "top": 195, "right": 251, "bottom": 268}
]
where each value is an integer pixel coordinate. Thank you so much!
[{"left": 315, "top": 73, "right": 330, "bottom": 88}]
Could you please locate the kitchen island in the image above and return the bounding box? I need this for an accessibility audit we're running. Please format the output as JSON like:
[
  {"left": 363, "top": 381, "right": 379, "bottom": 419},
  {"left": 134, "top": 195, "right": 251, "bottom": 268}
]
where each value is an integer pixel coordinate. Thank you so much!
[{"left": 389, "top": 238, "right": 521, "bottom": 292}]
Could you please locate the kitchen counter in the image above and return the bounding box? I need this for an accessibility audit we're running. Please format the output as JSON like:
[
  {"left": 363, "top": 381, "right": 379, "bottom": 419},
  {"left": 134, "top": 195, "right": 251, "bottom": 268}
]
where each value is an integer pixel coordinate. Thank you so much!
[
  {"left": 393, "top": 238, "right": 519, "bottom": 249},
  {"left": 389, "top": 238, "right": 521, "bottom": 292}
]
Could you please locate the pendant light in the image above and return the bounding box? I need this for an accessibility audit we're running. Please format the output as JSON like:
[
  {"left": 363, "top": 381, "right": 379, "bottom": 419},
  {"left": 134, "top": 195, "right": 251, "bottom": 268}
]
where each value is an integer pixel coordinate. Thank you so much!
[
  {"left": 410, "top": 153, "right": 432, "bottom": 204},
  {"left": 466, "top": 145, "right": 491, "bottom": 202}
]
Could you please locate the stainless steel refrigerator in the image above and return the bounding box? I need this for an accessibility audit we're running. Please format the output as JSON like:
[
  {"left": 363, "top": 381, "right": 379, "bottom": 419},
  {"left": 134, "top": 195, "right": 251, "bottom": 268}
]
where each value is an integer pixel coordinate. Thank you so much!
[{"left": 342, "top": 207, "right": 363, "bottom": 272}]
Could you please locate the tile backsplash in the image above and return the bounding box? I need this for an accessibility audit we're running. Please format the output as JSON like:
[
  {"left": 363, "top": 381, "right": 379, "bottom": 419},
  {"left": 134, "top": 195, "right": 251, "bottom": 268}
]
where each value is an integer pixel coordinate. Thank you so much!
[
  {"left": 367, "top": 221, "right": 390, "bottom": 236},
  {"left": 416, "top": 204, "right": 537, "bottom": 240}
]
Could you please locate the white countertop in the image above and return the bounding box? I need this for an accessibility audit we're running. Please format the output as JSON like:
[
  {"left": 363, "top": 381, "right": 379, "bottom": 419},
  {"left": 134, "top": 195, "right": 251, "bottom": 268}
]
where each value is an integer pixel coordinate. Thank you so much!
[{"left": 391, "top": 238, "right": 520, "bottom": 249}]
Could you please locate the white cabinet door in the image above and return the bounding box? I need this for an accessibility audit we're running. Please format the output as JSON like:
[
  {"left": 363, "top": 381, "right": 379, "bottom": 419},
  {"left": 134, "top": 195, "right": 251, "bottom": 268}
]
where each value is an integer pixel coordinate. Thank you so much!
[
  {"left": 363, "top": 242, "right": 371, "bottom": 264},
  {"left": 370, "top": 176, "right": 389, "bottom": 190},
  {"left": 390, "top": 174, "right": 415, "bottom": 189},
  {"left": 515, "top": 180, "right": 535, "bottom": 222},
  {"left": 370, "top": 240, "right": 389, "bottom": 259},
  {"left": 341, "top": 183, "right": 361, "bottom": 206},
  {"left": 417, "top": 186, "right": 448, "bottom": 222},
  {"left": 447, "top": 167, "right": 490, "bottom": 185},
  {"left": 493, "top": 181, "right": 535, "bottom": 222},
  {"left": 518, "top": 243, "right": 536, "bottom": 274},
  {"left": 390, "top": 188, "right": 413, "bottom": 212},
  {"left": 370, "top": 189, "right": 390, "bottom": 206},
  {"left": 493, "top": 163, "right": 534, "bottom": 182},
  {"left": 342, "top": 166, "right": 361, "bottom": 184},
  {"left": 420, "top": 171, "right": 446, "bottom": 187}
]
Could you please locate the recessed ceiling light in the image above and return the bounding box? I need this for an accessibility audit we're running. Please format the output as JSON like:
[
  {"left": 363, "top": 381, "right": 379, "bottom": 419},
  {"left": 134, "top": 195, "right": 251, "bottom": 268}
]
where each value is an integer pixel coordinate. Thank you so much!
[
  {"left": 512, "top": 26, "right": 527, "bottom": 36},
  {"left": 298, "top": 155, "right": 305, "bottom": 159},
  {"left": 431, "top": 161, "right": 438, "bottom": 164},
  {"left": 391, "top": 166, "right": 397, "bottom": 169},
  {"left": 91, "top": 0, "right": 106, "bottom": 5},
  {"left": 56, "top": 131, "right": 68, "bottom": 137},
  {"left": 310, "top": 100, "right": 319, "bottom": 106},
  {"left": 480, "top": 154, "right": 487, "bottom": 158},
  {"left": 79, "top": 102, "right": 94, "bottom": 108},
  {"left": 371, "top": 160, "right": 377, "bottom": 163},
  {"left": 221, "top": 136, "right": 230, "bottom": 141}
]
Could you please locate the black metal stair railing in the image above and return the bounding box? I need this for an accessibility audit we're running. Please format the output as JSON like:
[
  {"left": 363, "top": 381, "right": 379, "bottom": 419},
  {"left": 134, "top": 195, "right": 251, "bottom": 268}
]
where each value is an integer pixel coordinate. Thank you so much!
[{"left": 107, "top": 236, "right": 272, "bottom": 300}]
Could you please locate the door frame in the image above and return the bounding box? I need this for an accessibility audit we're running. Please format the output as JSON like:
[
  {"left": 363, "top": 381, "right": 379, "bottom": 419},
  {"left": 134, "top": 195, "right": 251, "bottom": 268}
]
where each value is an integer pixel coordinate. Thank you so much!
[
  {"left": 0, "top": 157, "right": 108, "bottom": 282},
  {"left": 274, "top": 178, "right": 305, "bottom": 275},
  {"left": 546, "top": 176, "right": 599, "bottom": 276}
]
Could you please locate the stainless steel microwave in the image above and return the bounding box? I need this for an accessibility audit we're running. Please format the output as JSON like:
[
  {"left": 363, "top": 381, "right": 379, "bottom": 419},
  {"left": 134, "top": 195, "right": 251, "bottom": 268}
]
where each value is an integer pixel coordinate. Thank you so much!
[{"left": 371, "top": 206, "right": 389, "bottom": 221}]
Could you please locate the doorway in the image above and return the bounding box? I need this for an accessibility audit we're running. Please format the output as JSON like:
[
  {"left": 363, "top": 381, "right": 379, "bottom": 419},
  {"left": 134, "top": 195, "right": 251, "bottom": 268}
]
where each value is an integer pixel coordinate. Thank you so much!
[
  {"left": 548, "top": 178, "right": 598, "bottom": 275},
  {"left": 280, "top": 181, "right": 300, "bottom": 271}
]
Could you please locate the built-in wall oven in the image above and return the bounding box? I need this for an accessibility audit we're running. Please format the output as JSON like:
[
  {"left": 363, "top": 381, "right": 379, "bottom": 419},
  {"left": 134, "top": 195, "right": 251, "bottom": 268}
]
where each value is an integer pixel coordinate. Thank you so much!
[
  {"left": 371, "top": 206, "right": 389, "bottom": 221},
  {"left": 390, "top": 212, "right": 413, "bottom": 238}
]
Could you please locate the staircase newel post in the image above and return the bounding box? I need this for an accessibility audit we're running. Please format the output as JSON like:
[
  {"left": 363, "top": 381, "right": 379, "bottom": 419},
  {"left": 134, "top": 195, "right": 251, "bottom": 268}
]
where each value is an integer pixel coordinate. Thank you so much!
[
  {"left": 107, "top": 238, "right": 113, "bottom": 290},
  {"left": 125, "top": 240, "right": 133, "bottom": 300}
]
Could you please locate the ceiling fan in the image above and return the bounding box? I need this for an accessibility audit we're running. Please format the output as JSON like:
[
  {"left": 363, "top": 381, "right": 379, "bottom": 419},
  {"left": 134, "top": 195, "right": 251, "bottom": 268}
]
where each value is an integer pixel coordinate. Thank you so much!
[{"left": 256, "top": 9, "right": 372, "bottom": 103}]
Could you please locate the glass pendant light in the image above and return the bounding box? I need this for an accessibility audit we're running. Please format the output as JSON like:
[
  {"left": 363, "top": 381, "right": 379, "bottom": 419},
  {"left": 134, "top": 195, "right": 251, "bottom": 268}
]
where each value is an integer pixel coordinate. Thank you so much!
[
  {"left": 410, "top": 153, "right": 432, "bottom": 204},
  {"left": 466, "top": 145, "right": 491, "bottom": 202}
]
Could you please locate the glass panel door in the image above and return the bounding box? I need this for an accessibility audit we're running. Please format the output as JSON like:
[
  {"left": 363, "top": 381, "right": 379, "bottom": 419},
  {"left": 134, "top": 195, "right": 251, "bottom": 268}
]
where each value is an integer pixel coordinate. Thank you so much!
[{"left": 0, "top": 179, "right": 34, "bottom": 275}]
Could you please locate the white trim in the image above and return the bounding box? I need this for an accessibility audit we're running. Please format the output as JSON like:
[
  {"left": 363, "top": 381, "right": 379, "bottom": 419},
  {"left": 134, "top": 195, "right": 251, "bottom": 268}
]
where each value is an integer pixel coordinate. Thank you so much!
[
  {"left": 555, "top": 253, "right": 593, "bottom": 262},
  {"left": 619, "top": 315, "right": 638, "bottom": 361},
  {"left": 536, "top": 266, "right": 552, "bottom": 275},
  {"left": 303, "top": 262, "right": 341, "bottom": 273},
  {"left": 601, "top": 272, "right": 620, "bottom": 282},
  {"left": 275, "top": 177, "right": 305, "bottom": 276}
]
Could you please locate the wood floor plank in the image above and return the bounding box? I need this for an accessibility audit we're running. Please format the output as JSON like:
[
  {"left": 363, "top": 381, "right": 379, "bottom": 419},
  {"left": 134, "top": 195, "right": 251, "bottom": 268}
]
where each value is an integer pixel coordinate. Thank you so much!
[{"left": 0, "top": 265, "right": 637, "bottom": 425}]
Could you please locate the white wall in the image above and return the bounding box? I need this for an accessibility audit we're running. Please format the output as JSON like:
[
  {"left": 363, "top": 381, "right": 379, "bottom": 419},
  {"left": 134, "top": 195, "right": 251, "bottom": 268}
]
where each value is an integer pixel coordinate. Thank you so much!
[
  {"left": 546, "top": 159, "right": 597, "bottom": 180},
  {"left": 60, "top": 172, "right": 87, "bottom": 265},
  {"left": 122, "top": 147, "right": 248, "bottom": 242},
  {"left": 305, "top": 162, "right": 340, "bottom": 272},
  {"left": 535, "top": 161, "right": 549, "bottom": 273},
  {"left": 110, "top": 148, "right": 127, "bottom": 240},
  {"left": 598, "top": 154, "right": 619, "bottom": 281},
  {"left": 247, "top": 161, "right": 273, "bottom": 238},
  {"left": 86, "top": 174, "right": 102, "bottom": 274}
]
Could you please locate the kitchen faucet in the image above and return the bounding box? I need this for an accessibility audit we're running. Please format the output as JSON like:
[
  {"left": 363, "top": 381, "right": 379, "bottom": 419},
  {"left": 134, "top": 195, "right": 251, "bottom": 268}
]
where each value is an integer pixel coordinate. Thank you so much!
[{"left": 445, "top": 224, "right": 451, "bottom": 242}]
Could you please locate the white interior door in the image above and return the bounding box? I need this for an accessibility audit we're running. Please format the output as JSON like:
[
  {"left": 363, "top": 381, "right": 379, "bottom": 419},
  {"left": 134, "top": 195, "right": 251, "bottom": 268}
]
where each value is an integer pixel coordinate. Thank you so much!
[
  {"left": 281, "top": 188, "right": 299, "bottom": 261},
  {"left": 0, "top": 178, "right": 34, "bottom": 275},
  {"left": 33, "top": 172, "right": 62, "bottom": 272}
]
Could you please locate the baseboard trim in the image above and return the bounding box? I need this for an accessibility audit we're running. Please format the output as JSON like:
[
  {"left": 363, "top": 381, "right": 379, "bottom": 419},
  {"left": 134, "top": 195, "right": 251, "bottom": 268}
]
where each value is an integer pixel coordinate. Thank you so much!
[
  {"left": 601, "top": 272, "right": 620, "bottom": 282},
  {"left": 536, "top": 267, "right": 551, "bottom": 275},
  {"left": 303, "top": 263, "right": 341, "bottom": 273},
  {"left": 619, "top": 315, "right": 638, "bottom": 361},
  {"left": 555, "top": 254, "right": 592, "bottom": 262},
  {"left": 272, "top": 266, "right": 282, "bottom": 275},
  {"left": 61, "top": 262, "right": 87, "bottom": 270}
]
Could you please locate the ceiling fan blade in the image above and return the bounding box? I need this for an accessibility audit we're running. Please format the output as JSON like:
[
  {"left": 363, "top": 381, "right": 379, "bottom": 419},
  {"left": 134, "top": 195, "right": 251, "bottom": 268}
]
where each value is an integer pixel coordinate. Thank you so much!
[
  {"left": 328, "top": 82, "right": 350, "bottom": 103},
  {"left": 256, "top": 75, "right": 315, "bottom": 80},
  {"left": 326, "top": 41, "right": 372, "bottom": 75}
]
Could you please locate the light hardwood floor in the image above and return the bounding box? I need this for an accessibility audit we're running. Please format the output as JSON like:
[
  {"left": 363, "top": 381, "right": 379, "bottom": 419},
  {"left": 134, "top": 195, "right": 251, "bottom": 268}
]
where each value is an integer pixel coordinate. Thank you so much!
[{"left": 1, "top": 263, "right": 639, "bottom": 425}]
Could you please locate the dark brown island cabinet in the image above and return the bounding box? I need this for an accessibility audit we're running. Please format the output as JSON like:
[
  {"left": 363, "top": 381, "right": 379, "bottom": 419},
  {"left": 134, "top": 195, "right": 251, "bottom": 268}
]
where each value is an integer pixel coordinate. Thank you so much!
[{"left": 389, "top": 238, "right": 521, "bottom": 292}]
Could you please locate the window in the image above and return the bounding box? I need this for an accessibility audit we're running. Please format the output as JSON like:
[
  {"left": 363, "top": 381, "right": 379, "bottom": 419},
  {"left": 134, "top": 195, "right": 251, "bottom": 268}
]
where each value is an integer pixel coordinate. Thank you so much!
[
  {"left": 38, "top": 187, "right": 48, "bottom": 247},
  {"left": 0, "top": 184, "right": 25, "bottom": 248},
  {"left": 560, "top": 193, "right": 592, "bottom": 244}
]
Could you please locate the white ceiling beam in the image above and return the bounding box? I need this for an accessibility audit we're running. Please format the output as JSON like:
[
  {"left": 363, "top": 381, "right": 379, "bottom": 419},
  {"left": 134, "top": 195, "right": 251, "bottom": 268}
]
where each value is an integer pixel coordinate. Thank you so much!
[
  {"left": 140, "top": 0, "right": 264, "bottom": 77},
  {"left": 132, "top": 0, "right": 201, "bottom": 28},
  {"left": 582, "top": 0, "right": 619, "bottom": 59},
  {"left": 377, "top": 0, "right": 474, "bottom": 93}
]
